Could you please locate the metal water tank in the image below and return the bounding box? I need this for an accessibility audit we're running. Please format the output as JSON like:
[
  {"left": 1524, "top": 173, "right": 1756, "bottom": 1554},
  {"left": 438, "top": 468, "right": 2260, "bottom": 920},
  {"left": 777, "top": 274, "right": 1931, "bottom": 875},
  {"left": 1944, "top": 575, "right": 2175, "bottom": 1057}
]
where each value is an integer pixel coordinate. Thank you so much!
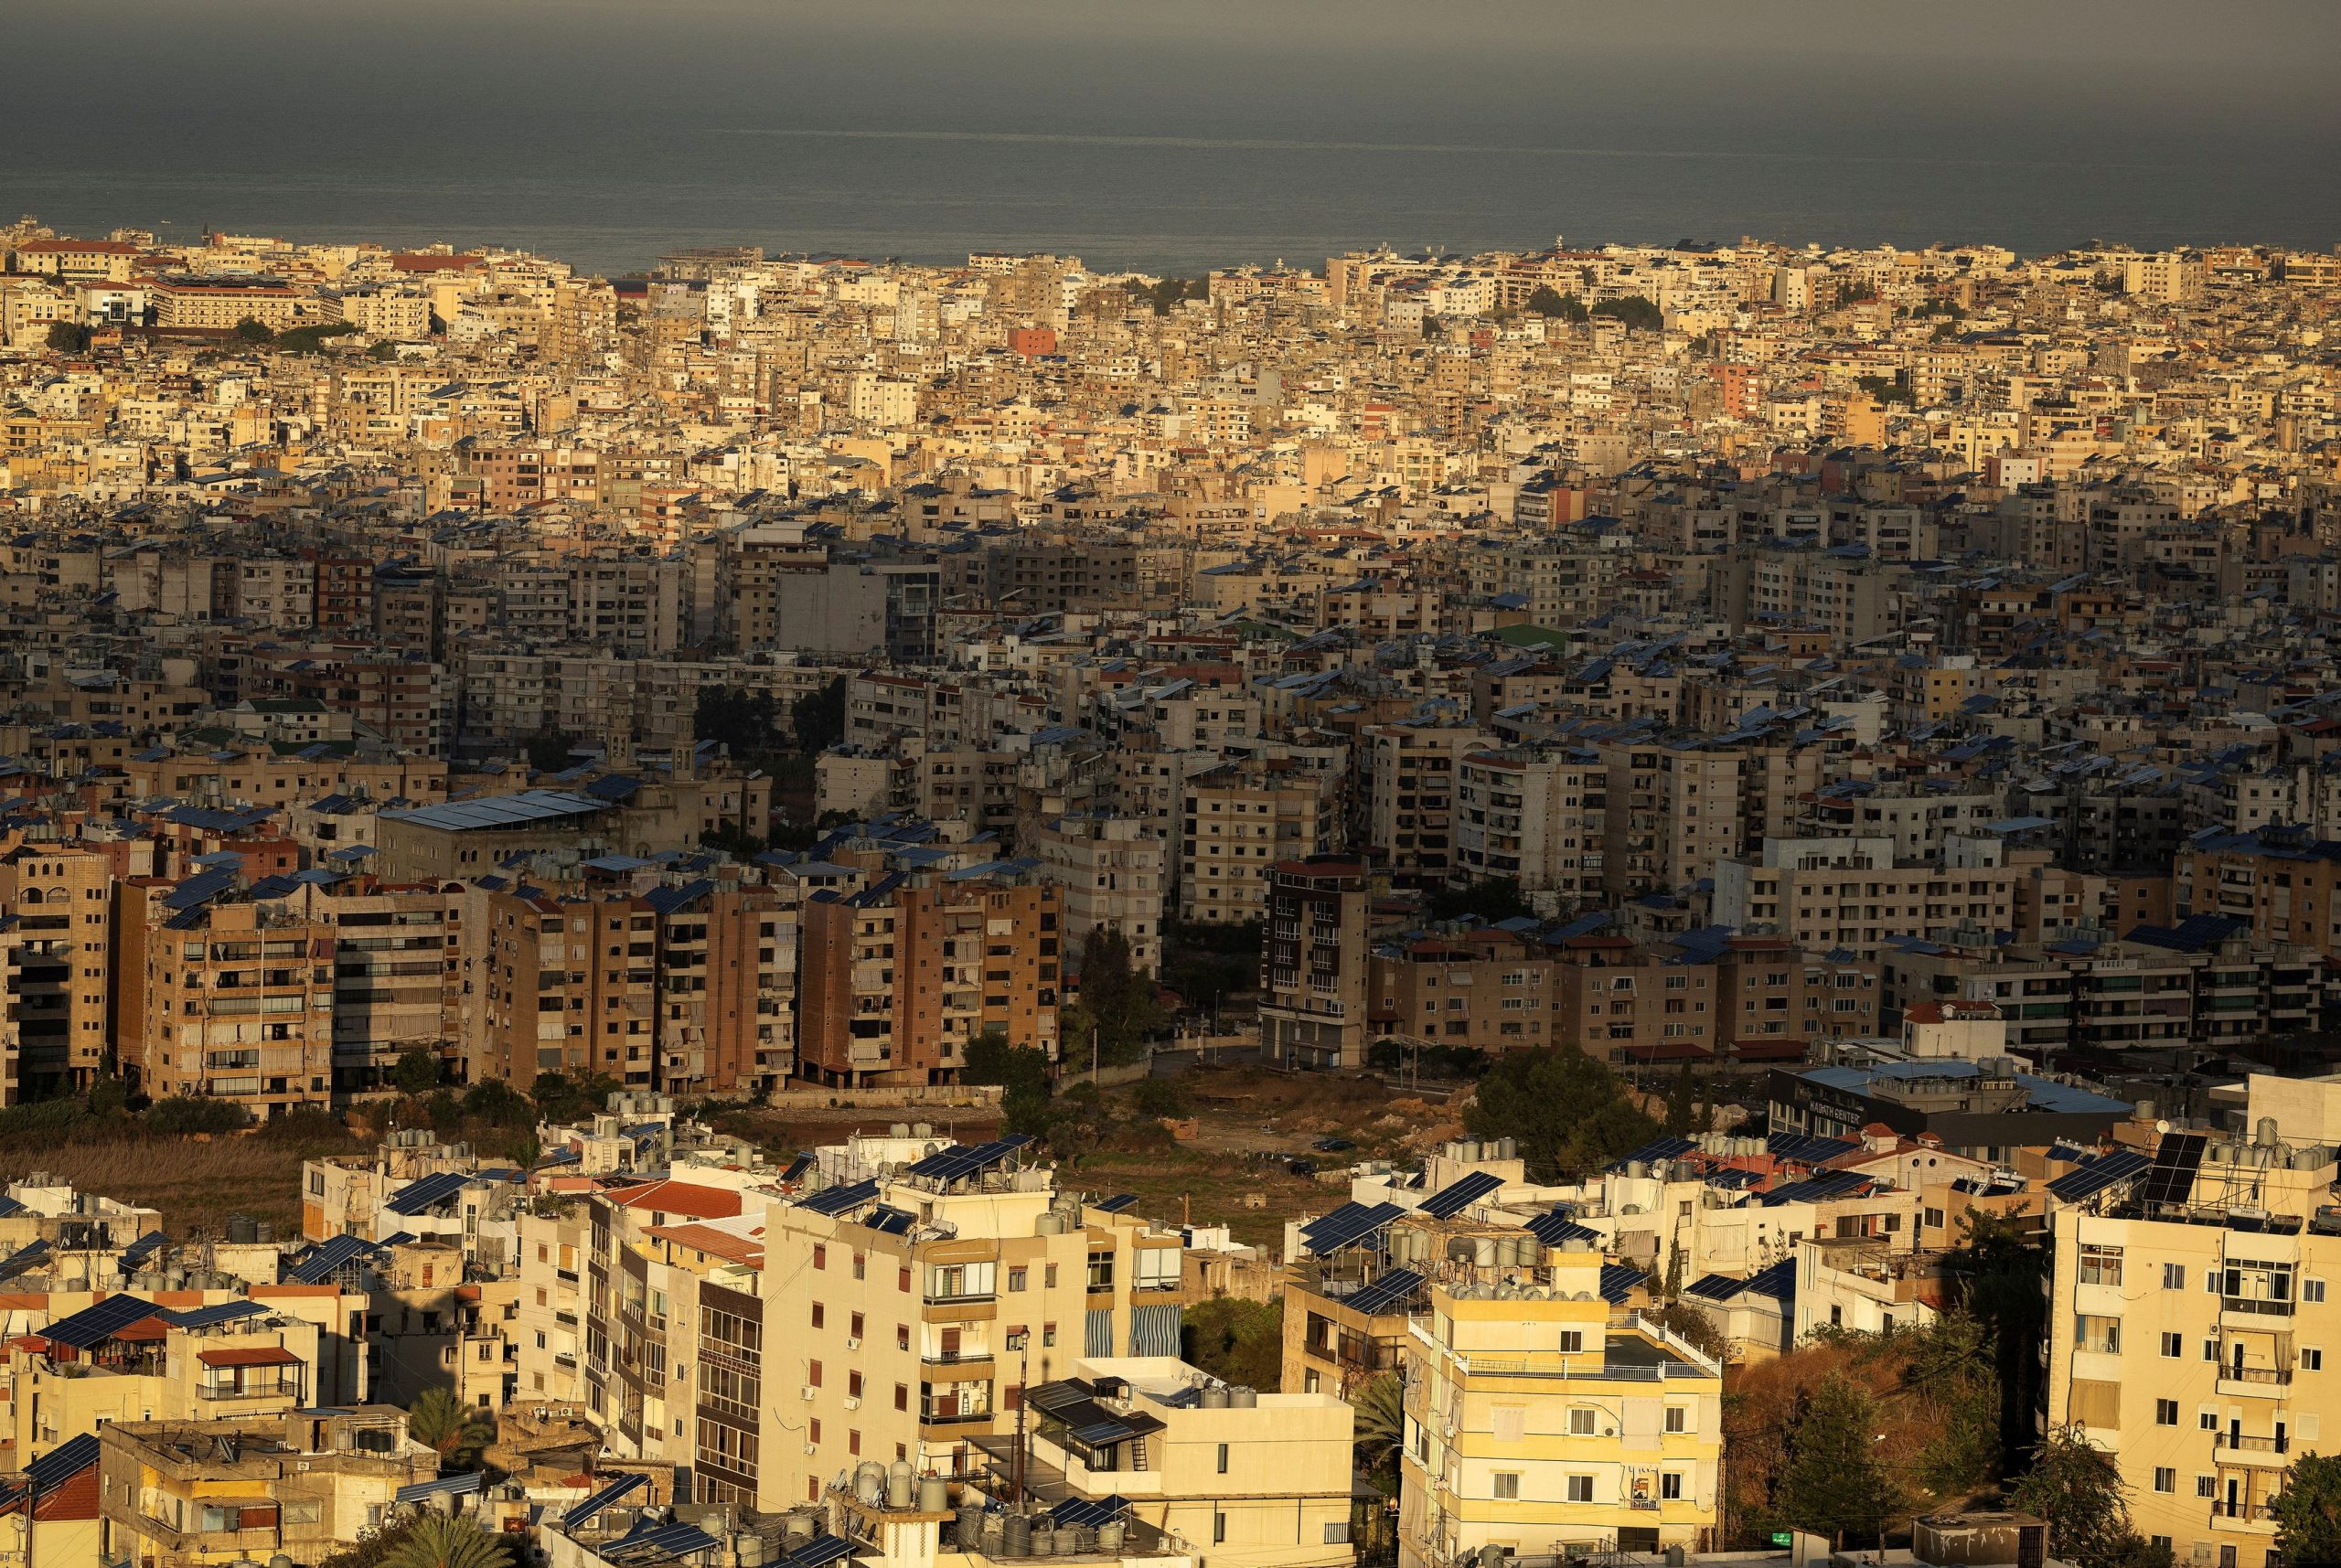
[
  {"left": 226, "top": 1214, "right": 259, "bottom": 1245},
  {"left": 1002, "top": 1516, "right": 1032, "bottom": 1559},
  {"left": 1229, "top": 1386, "right": 1257, "bottom": 1408},
  {"left": 1030, "top": 1525, "right": 1056, "bottom": 1558},
  {"left": 737, "top": 1536, "right": 767, "bottom": 1568},
  {"left": 887, "top": 1460, "right": 915, "bottom": 1509},
  {"left": 1200, "top": 1383, "right": 1230, "bottom": 1409},
  {"left": 919, "top": 1476, "right": 949, "bottom": 1513},
  {"left": 957, "top": 1505, "right": 988, "bottom": 1548},
  {"left": 1098, "top": 1521, "right": 1127, "bottom": 1556}
]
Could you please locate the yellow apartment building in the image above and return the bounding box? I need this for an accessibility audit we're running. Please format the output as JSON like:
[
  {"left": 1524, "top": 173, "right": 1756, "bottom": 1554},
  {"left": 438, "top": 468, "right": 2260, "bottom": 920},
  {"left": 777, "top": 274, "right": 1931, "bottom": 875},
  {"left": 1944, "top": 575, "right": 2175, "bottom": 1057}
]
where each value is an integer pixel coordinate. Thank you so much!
[{"left": 1400, "top": 1255, "right": 1723, "bottom": 1564}]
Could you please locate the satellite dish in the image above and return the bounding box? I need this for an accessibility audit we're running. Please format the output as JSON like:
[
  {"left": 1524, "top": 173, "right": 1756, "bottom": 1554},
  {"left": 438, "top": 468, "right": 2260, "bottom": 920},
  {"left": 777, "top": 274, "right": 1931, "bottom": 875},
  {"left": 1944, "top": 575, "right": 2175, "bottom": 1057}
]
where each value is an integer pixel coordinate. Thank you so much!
[{"left": 2155, "top": 1120, "right": 2172, "bottom": 1136}]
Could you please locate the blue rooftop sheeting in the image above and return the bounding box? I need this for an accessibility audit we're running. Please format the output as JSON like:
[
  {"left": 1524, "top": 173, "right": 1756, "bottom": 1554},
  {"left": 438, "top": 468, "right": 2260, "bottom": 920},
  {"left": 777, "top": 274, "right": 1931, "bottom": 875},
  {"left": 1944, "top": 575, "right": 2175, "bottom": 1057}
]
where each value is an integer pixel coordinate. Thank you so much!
[
  {"left": 395, "top": 1472, "right": 487, "bottom": 1504},
  {"left": 162, "top": 1300, "right": 266, "bottom": 1331},
  {"left": 386, "top": 790, "right": 607, "bottom": 833},
  {"left": 39, "top": 1294, "right": 159, "bottom": 1349}
]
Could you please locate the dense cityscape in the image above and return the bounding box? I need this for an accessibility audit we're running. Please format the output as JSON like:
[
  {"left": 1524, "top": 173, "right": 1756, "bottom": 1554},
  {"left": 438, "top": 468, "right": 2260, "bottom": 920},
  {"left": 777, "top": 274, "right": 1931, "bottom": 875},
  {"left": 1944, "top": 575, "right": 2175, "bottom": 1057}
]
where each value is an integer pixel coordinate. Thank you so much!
[{"left": 5, "top": 213, "right": 2341, "bottom": 1568}]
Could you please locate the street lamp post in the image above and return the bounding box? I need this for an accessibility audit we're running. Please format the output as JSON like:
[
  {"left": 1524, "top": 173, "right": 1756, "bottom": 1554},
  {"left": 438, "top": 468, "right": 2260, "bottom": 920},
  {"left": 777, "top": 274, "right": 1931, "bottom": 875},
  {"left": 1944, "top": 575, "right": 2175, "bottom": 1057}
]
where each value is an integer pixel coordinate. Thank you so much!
[{"left": 1005, "top": 1328, "right": 1032, "bottom": 1509}]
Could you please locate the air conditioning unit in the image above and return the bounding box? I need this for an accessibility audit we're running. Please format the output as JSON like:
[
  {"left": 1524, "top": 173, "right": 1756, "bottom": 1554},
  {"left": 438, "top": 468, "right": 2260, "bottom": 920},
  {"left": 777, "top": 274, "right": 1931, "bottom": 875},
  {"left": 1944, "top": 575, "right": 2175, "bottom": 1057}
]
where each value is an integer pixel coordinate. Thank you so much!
[
  {"left": 804, "top": 1442, "right": 818, "bottom": 1456},
  {"left": 846, "top": 1337, "right": 861, "bottom": 1350},
  {"left": 843, "top": 1396, "right": 861, "bottom": 1410},
  {"left": 800, "top": 1385, "right": 818, "bottom": 1401}
]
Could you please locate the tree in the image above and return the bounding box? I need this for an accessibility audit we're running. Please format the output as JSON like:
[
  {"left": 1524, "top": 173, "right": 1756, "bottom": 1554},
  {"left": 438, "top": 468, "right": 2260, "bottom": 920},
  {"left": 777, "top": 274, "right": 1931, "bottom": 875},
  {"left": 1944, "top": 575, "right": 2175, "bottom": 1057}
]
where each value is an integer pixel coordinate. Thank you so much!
[
  {"left": 1181, "top": 1296, "right": 1282, "bottom": 1390},
  {"left": 791, "top": 677, "right": 848, "bottom": 752},
  {"left": 1130, "top": 1076, "right": 1192, "bottom": 1120},
  {"left": 406, "top": 1385, "right": 497, "bottom": 1470},
  {"left": 524, "top": 728, "right": 578, "bottom": 773},
  {"left": 1523, "top": 286, "right": 1588, "bottom": 323},
  {"left": 1647, "top": 1300, "right": 1727, "bottom": 1364},
  {"left": 233, "top": 317, "right": 276, "bottom": 343},
  {"left": 1948, "top": 1209, "right": 2048, "bottom": 1457},
  {"left": 145, "top": 1096, "right": 253, "bottom": 1136},
  {"left": 369, "top": 339, "right": 400, "bottom": 361},
  {"left": 44, "top": 322, "right": 91, "bottom": 352},
  {"left": 1074, "top": 926, "right": 1167, "bottom": 1069},
  {"left": 381, "top": 1514, "right": 512, "bottom": 1568},
  {"left": 461, "top": 1078, "right": 532, "bottom": 1128},
  {"left": 1662, "top": 1065, "right": 1700, "bottom": 1135},
  {"left": 1463, "top": 1045, "right": 1657, "bottom": 1182},
  {"left": 530, "top": 1070, "right": 616, "bottom": 1123},
  {"left": 695, "top": 686, "right": 785, "bottom": 760},
  {"left": 962, "top": 1029, "right": 1051, "bottom": 1104},
  {"left": 1352, "top": 1371, "right": 1405, "bottom": 1477},
  {"left": 1772, "top": 1372, "right": 1898, "bottom": 1547},
  {"left": 2273, "top": 1454, "right": 2341, "bottom": 1567},
  {"left": 391, "top": 1047, "right": 443, "bottom": 1096},
  {"left": 2012, "top": 1427, "right": 2151, "bottom": 1568},
  {"left": 1422, "top": 877, "right": 1533, "bottom": 925},
  {"left": 276, "top": 321, "right": 361, "bottom": 353},
  {"left": 1591, "top": 295, "right": 1663, "bottom": 332}
]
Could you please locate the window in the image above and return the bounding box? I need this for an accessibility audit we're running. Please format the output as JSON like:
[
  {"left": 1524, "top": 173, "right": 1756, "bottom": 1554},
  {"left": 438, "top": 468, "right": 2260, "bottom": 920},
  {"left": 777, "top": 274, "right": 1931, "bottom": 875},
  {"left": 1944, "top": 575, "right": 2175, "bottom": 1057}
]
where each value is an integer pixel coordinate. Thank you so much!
[
  {"left": 813, "top": 1244, "right": 826, "bottom": 1270},
  {"left": 2304, "top": 1348, "right": 2325, "bottom": 1372},
  {"left": 1216, "top": 1444, "right": 1229, "bottom": 1475},
  {"left": 2200, "top": 1411, "right": 2219, "bottom": 1431},
  {"left": 2078, "top": 1245, "right": 2123, "bottom": 1286},
  {"left": 1568, "top": 1407, "right": 1598, "bottom": 1436},
  {"left": 1557, "top": 1330, "right": 1585, "bottom": 1354},
  {"left": 2155, "top": 1399, "right": 2178, "bottom": 1425},
  {"left": 2153, "top": 1468, "right": 2175, "bottom": 1494},
  {"left": 2308, "top": 1278, "right": 2329, "bottom": 1305},
  {"left": 2163, "top": 1332, "right": 2184, "bottom": 1358},
  {"left": 1492, "top": 1473, "right": 1521, "bottom": 1501},
  {"left": 1664, "top": 1405, "right": 1688, "bottom": 1434},
  {"left": 1213, "top": 1514, "right": 1226, "bottom": 1545},
  {"left": 1009, "top": 1267, "right": 1028, "bottom": 1292},
  {"left": 2074, "top": 1314, "right": 2122, "bottom": 1354},
  {"left": 1661, "top": 1473, "right": 1684, "bottom": 1501},
  {"left": 2164, "top": 1263, "right": 2186, "bottom": 1290},
  {"left": 850, "top": 1313, "right": 865, "bottom": 1339},
  {"left": 811, "top": 1303, "right": 825, "bottom": 1329},
  {"left": 811, "top": 1358, "right": 826, "bottom": 1387},
  {"left": 1566, "top": 1475, "right": 1596, "bottom": 1503},
  {"left": 2197, "top": 1477, "right": 2218, "bottom": 1499}
]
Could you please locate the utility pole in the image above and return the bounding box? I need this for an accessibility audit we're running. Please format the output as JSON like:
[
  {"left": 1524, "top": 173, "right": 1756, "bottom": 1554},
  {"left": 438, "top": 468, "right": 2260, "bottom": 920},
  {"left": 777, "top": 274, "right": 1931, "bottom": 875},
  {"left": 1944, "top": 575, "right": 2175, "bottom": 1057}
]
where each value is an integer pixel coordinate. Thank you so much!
[{"left": 1006, "top": 1328, "right": 1032, "bottom": 1508}]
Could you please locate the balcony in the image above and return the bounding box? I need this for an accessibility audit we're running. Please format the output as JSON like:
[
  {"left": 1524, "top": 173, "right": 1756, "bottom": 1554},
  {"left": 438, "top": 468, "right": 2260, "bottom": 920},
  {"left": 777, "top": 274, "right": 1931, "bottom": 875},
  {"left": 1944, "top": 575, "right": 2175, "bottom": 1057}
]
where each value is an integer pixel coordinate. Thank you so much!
[
  {"left": 2207, "top": 1503, "right": 2275, "bottom": 1531},
  {"left": 2218, "top": 1367, "right": 2293, "bottom": 1398},
  {"left": 2216, "top": 1433, "right": 2290, "bottom": 1463}
]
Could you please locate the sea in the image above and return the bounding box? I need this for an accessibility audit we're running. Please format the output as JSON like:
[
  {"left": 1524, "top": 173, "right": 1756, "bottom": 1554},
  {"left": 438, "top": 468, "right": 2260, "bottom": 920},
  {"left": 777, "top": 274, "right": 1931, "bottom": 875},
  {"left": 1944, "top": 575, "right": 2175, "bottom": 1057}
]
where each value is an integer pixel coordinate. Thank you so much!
[{"left": 5, "top": 2, "right": 2336, "bottom": 279}]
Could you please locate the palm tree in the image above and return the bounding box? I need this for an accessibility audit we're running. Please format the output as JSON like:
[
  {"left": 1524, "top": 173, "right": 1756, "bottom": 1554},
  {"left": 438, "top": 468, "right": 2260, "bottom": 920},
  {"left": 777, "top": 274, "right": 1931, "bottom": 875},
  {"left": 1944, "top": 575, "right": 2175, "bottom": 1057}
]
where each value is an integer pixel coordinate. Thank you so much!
[
  {"left": 383, "top": 1514, "right": 512, "bottom": 1568},
  {"left": 1352, "top": 1372, "right": 1406, "bottom": 1473},
  {"left": 408, "top": 1386, "right": 497, "bottom": 1470}
]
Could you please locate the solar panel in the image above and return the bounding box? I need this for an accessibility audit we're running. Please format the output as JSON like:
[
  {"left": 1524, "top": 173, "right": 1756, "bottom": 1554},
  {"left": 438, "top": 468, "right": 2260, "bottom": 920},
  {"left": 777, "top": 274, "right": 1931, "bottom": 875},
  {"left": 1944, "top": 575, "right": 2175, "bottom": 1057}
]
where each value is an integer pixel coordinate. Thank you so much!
[
  {"left": 863, "top": 1207, "right": 916, "bottom": 1235},
  {"left": 1609, "top": 1136, "right": 1697, "bottom": 1172},
  {"left": 610, "top": 1523, "right": 720, "bottom": 1562},
  {"left": 1344, "top": 1267, "right": 1425, "bottom": 1316},
  {"left": 1091, "top": 1194, "right": 1138, "bottom": 1214},
  {"left": 1048, "top": 1497, "right": 1131, "bottom": 1530},
  {"left": 798, "top": 1179, "right": 878, "bottom": 1217},
  {"left": 1598, "top": 1263, "right": 1647, "bottom": 1304},
  {"left": 0, "top": 1195, "right": 24, "bottom": 1219},
  {"left": 1526, "top": 1211, "right": 1600, "bottom": 1245},
  {"left": 1299, "top": 1202, "right": 1369, "bottom": 1249},
  {"left": 1767, "top": 1132, "right": 1856, "bottom": 1166},
  {"left": 395, "top": 1472, "right": 487, "bottom": 1504},
  {"left": 40, "top": 1294, "right": 159, "bottom": 1349},
  {"left": 1069, "top": 1419, "right": 1141, "bottom": 1447},
  {"left": 117, "top": 1232, "right": 167, "bottom": 1271},
  {"left": 1303, "top": 1201, "right": 1406, "bottom": 1255},
  {"left": 1418, "top": 1170, "right": 1504, "bottom": 1219},
  {"left": 163, "top": 1301, "right": 265, "bottom": 1331},
  {"left": 2047, "top": 1147, "right": 2151, "bottom": 1203},
  {"left": 2135, "top": 1132, "right": 2208, "bottom": 1209},
  {"left": 906, "top": 1135, "right": 1035, "bottom": 1184},
  {"left": 562, "top": 1471, "right": 648, "bottom": 1530},
  {"left": 1763, "top": 1170, "right": 1869, "bottom": 1207},
  {"left": 386, "top": 1170, "right": 471, "bottom": 1215},
  {"left": 283, "top": 1234, "right": 382, "bottom": 1284},
  {"left": 1744, "top": 1259, "right": 1798, "bottom": 1301},
  {"left": 0, "top": 1432, "right": 100, "bottom": 1509},
  {"left": 777, "top": 1535, "right": 857, "bottom": 1568},
  {"left": 0, "top": 1241, "right": 52, "bottom": 1284},
  {"left": 1684, "top": 1272, "right": 1746, "bottom": 1302}
]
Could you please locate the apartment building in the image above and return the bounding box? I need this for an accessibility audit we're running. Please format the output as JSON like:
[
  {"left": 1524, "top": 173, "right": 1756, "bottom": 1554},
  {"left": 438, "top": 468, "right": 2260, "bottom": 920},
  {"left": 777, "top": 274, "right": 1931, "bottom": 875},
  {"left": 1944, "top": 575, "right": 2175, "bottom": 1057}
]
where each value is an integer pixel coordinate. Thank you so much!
[
  {"left": 0, "top": 845, "right": 112, "bottom": 1101},
  {"left": 1452, "top": 746, "right": 1606, "bottom": 909},
  {"left": 1598, "top": 740, "right": 1742, "bottom": 899},
  {"left": 133, "top": 895, "right": 336, "bottom": 1116},
  {"left": 645, "top": 880, "right": 796, "bottom": 1096},
  {"left": 151, "top": 276, "right": 303, "bottom": 332},
  {"left": 1180, "top": 760, "right": 1340, "bottom": 926},
  {"left": 1259, "top": 859, "right": 1372, "bottom": 1072},
  {"left": 1713, "top": 837, "right": 2025, "bottom": 960},
  {"left": 1399, "top": 1257, "right": 1723, "bottom": 1565},
  {"left": 2044, "top": 1077, "right": 2341, "bottom": 1568},
  {"left": 1363, "top": 726, "right": 1486, "bottom": 887},
  {"left": 1028, "top": 814, "right": 1166, "bottom": 974},
  {"left": 1008, "top": 1358, "right": 1355, "bottom": 1568},
  {"left": 796, "top": 874, "right": 1064, "bottom": 1087},
  {"left": 468, "top": 885, "right": 662, "bottom": 1091}
]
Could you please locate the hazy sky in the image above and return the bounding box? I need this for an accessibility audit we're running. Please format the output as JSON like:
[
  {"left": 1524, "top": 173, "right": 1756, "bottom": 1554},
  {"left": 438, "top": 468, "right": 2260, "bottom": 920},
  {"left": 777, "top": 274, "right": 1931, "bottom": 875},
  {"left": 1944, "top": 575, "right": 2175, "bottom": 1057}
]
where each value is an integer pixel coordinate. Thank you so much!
[{"left": 5, "top": 1, "right": 2336, "bottom": 270}]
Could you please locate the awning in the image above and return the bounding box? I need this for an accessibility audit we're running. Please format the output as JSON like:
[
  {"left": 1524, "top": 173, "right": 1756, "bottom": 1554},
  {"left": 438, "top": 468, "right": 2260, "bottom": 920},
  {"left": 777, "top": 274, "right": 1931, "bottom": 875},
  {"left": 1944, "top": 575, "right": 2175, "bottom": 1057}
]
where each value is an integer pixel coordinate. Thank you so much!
[{"left": 198, "top": 1347, "right": 301, "bottom": 1368}]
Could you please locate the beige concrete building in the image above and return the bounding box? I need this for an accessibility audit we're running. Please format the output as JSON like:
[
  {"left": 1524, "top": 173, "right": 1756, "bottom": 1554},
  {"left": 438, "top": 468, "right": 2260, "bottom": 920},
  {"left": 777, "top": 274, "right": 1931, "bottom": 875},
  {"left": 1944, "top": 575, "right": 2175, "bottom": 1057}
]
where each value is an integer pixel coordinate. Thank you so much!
[
  {"left": 1179, "top": 760, "right": 1340, "bottom": 926},
  {"left": 1028, "top": 813, "right": 1167, "bottom": 974},
  {"left": 1713, "top": 837, "right": 2025, "bottom": 960}
]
